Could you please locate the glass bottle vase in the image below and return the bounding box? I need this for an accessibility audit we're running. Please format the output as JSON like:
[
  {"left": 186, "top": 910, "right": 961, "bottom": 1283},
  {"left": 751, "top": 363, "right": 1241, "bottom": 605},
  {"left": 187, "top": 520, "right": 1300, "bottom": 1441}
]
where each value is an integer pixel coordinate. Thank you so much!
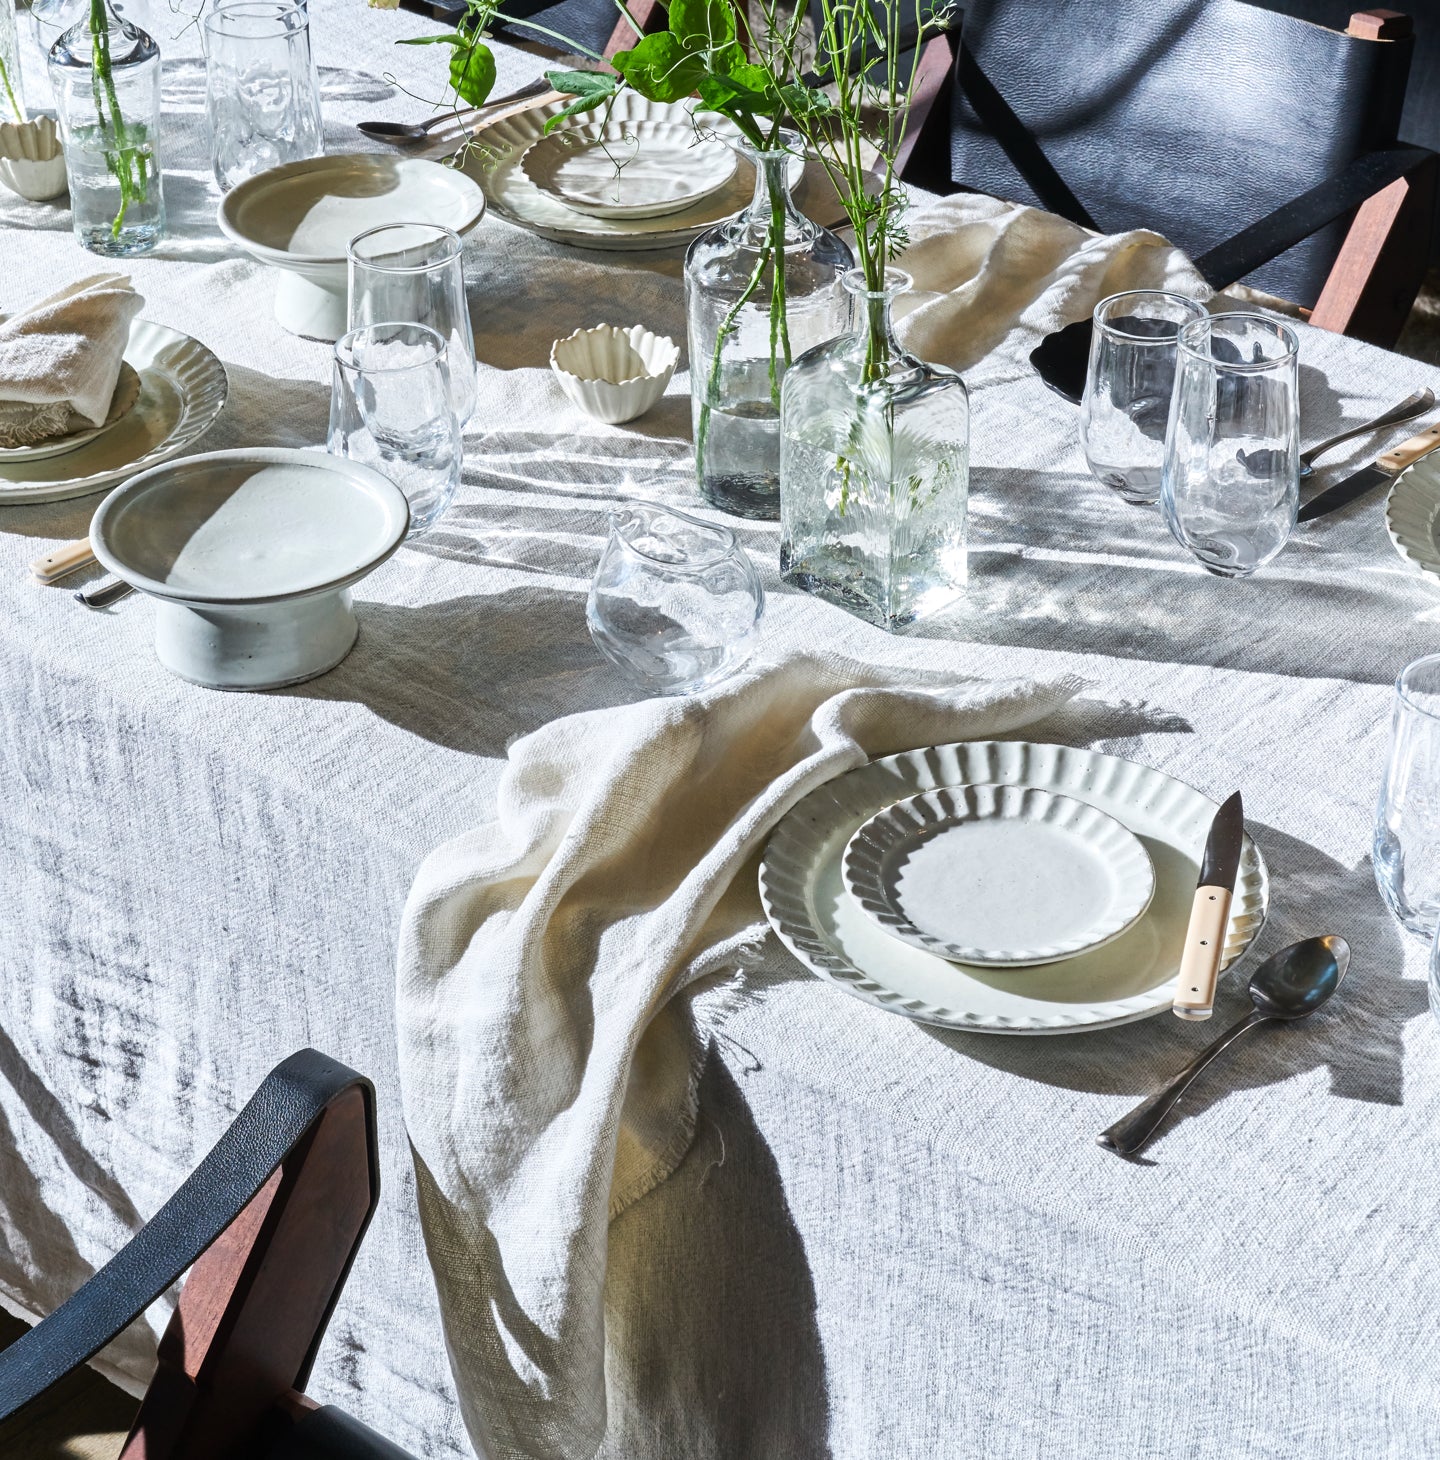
[
  {"left": 684, "top": 130, "right": 852, "bottom": 521},
  {"left": 780, "top": 268, "right": 971, "bottom": 631},
  {"left": 0, "top": 0, "right": 24, "bottom": 124},
  {"left": 49, "top": 0, "right": 166, "bottom": 256}
]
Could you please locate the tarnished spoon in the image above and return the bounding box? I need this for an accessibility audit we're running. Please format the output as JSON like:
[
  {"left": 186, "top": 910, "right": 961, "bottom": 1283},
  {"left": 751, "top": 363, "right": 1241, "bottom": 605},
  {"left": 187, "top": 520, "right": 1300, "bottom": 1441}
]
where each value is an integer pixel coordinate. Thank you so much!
[
  {"left": 356, "top": 76, "right": 554, "bottom": 143},
  {"left": 1097, "top": 935, "right": 1350, "bottom": 1157}
]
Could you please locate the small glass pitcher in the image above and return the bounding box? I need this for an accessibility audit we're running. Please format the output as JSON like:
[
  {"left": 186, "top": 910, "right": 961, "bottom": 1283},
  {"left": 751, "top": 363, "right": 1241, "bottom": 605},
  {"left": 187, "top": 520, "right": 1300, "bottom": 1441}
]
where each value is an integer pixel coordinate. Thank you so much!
[{"left": 587, "top": 502, "right": 764, "bottom": 695}]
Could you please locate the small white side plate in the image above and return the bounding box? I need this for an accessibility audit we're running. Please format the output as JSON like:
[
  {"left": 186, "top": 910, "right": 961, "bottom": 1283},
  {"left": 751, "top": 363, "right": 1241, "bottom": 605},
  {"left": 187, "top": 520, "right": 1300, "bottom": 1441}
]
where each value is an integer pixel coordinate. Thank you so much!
[
  {"left": 843, "top": 784, "right": 1156, "bottom": 967},
  {"left": 1386, "top": 454, "right": 1440, "bottom": 584},
  {"left": 520, "top": 121, "right": 738, "bottom": 219},
  {"left": 0, "top": 361, "right": 142, "bottom": 463}
]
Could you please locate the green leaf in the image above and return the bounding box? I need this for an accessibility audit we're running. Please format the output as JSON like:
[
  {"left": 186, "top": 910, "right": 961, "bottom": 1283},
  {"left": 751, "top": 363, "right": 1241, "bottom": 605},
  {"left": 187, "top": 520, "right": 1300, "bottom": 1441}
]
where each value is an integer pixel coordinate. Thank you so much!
[
  {"left": 449, "top": 40, "right": 496, "bottom": 106},
  {"left": 777, "top": 81, "right": 834, "bottom": 120},
  {"left": 667, "top": 0, "right": 735, "bottom": 51},
  {"left": 540, "top": 69, "right": 619, "bottom": 131},
  {"left": 612, "top": 32, "right": 706, "bottom": 102},
  {"left": 397, "top": 30, "right": 466, "bottom": 44},
  {"left": 696, "top": 71, "right": 773, "bottom": 116}
]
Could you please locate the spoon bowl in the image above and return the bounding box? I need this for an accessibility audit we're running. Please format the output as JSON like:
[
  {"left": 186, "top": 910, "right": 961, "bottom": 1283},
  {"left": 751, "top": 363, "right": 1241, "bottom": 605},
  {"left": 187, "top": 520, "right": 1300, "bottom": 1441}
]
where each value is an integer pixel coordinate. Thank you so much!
[{"left": 1249, "top": 934, "right": 1349, "bottom": 1019}]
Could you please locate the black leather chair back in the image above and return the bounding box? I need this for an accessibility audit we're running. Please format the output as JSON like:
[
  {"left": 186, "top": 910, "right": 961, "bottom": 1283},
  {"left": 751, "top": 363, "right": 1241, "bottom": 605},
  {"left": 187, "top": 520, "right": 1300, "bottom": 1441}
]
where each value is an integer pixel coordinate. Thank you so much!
[{"left": 948, "top": 0, "right": 1415, "bottom": 303}]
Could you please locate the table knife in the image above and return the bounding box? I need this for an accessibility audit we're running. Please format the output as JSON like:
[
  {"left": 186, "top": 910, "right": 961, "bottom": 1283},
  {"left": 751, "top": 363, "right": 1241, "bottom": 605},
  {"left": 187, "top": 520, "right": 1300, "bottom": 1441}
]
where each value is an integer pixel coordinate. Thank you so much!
[
  {"left": 31, "top": 537, "right": 96, "bottom": 584},
  {"left": 1297, "top": 422, "right": 1440, "bottom": 523},
  {"left": 1172, "top": 791, "right": 1244, "bottom": 1022}
]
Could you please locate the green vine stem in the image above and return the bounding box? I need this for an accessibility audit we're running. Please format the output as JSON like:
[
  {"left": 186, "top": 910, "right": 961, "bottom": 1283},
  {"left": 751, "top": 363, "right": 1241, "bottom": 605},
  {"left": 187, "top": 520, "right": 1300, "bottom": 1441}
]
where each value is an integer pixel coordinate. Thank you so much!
[
  {"left": 0, "top": 54, "right": 21, "bottom": 124},
  {"left": 88, "top": 0, "right": 149, "bottom": 236}
]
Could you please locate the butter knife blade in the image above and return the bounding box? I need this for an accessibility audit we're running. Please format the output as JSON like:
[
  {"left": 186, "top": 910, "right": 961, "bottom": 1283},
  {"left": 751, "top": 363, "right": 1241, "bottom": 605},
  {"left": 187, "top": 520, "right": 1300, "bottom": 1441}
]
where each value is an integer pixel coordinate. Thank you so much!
[{"left": 1298, "top": 420, "right": 1440, "bottom": 523}]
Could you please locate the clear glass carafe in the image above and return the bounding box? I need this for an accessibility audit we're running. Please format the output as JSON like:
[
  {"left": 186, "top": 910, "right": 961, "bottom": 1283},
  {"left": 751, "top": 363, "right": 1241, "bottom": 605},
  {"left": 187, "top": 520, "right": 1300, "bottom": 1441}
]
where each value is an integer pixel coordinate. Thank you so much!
[
  {"left": 49, "top": 0, "right": 166, "bottom": 255},
  {"left": 683, "top": 130, "right": 852, "bottom": 521},
  {"left": 780, "top": 268, "right": 970, "bottom": 631}
]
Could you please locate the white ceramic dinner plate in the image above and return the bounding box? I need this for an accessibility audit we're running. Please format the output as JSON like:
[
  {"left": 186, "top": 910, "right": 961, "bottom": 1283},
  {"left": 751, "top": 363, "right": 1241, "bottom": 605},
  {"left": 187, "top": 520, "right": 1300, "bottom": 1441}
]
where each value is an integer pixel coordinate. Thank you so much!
[
  {"left": 842, "top": 784, "right": 1156, "bottom": 967},
  {"left": 1386, "top": 454, "right": 1440, "bottom": 583},
  {"left": 0, "top": 361, "right": 142, "bottom": 464},
  {"left": 460, "top": 93, "right": 804, "bottom": 251},
  {"left": 0, "top": 322, "right": 228, "bottom": 505},
  {"left": 520, "top": 120, "right": 738, "bottom": 219},
  {"left": 760, "top": 741, "right": 1269, "bottom": 1034}
]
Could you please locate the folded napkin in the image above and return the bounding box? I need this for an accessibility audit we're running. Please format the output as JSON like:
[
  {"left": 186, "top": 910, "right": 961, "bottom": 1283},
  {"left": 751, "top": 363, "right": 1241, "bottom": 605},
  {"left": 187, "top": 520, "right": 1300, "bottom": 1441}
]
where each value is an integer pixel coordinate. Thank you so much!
[
  {"left": 397, "top": 654, "right": 1081, "bottom": 1460},
  {"left": 895, "top": 192, "right": 1212, "bottom": 379},
  {"left": 0, "top": 274, "right": 144, "bottom": 447}
]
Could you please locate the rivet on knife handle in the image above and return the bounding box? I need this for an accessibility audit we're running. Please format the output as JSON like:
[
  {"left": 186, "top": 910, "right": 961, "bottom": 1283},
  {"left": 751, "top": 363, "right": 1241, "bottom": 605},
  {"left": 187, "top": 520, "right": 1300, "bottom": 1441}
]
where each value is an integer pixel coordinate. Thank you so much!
[
  {"left": 1171, "top": 885, "right": 1233, "bottom": 1021},
  {"left": 1378, "top": 422, "right": 1440, "bottom": 474},
  {"left": 31, "top": 537, "right": 96, "bottom": 584}
]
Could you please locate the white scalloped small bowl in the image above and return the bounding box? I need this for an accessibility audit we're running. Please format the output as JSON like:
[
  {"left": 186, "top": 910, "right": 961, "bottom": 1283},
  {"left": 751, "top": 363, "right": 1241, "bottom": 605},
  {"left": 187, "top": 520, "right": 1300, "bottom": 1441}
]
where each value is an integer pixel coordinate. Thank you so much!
[
  {"left": 550, "top": 323, "right": 678, "bottom": 425},
  {"left": 0, "top": 117, "right": 68, "bottom": 202}
]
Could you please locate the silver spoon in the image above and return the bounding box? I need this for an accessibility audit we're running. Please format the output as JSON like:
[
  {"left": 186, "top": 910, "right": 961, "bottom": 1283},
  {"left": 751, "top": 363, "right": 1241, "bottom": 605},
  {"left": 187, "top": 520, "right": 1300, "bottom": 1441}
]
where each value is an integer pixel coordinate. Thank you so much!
[
  {"left": 356, "top": 76, "right": 553, "bottom": 143},
  {"left": 1299, "top": 388, "right": 1435, "bottom": 479},
  {"left": 1097, "top": 935, "right": 1350, "bottom": 1157}
]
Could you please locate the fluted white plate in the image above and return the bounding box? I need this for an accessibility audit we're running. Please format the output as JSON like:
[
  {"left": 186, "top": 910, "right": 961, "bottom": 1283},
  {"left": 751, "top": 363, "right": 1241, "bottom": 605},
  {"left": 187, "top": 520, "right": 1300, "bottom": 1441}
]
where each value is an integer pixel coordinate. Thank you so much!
[
  {"left": 843, "top": 784, "right": 1156, "bottom": 967},
  {"left": 459, "top": 93, "right": 805, "bottom": 251},
  {"left": 0, "top": 361, "right": 141, "bottom": 464},
  {"left": 521, "top": 120, "right": 738, "bottom": 219},
  {"left": 759, "top": 742, "right": 1269, "bottom": 1034},
  {"left": 1385, "top": 454, "right": 1440, "bottom": 584},
  {"left": 0, "top": 322, "right": 228, "bottom": 504}
]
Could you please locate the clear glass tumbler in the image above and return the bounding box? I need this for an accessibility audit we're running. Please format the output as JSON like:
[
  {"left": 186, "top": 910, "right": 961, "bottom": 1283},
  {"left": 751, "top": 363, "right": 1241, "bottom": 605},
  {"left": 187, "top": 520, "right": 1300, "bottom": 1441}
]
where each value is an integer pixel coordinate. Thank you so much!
[
  {"left": 203, "top": 0, "right": 322, "bottom": 192},
  {"left": 586, "top": 502, "right": 764, "bottom": 696},
  {"left": 1080, "top": 290, "right": 1207, "bottom": 505},
  {"left": 328, "top": 322, "right": 462, "bottom": 537},
  {"left": 1375, "top": 655, "right": 1440, "bottom": 937},
  {"left": 347, "top": 223, "right": 476, "bottom": 427},
  {"left": 1160, "top": 312, "right": 1300, "bottom": 577}
]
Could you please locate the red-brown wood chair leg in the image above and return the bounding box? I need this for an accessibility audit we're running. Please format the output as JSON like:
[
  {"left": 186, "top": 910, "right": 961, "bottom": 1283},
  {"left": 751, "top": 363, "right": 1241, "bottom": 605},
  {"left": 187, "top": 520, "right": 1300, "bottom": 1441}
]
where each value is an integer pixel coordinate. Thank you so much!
[
  {"left": 895, "top": 29, "right": 960, "bottom": 192},
  {"left": 1310, "top": 151, "right": 1438, "bottom": 349},
  {"left": 603, "top": 0, "right": 666, "bottom": 59}
]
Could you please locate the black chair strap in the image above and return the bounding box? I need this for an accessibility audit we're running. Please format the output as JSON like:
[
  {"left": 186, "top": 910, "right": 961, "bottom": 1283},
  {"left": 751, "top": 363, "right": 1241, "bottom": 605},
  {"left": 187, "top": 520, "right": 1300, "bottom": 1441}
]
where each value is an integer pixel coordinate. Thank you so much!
[{"left": 0, "top": 1049, "right": 378, "bottom": 1424}]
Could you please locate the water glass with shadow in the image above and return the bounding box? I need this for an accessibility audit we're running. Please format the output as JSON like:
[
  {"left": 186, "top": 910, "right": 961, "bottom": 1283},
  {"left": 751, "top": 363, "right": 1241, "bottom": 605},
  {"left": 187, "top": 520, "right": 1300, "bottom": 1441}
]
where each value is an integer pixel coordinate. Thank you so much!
[
  {"left": 204, "top": 0, "right": 322, "bottom": 191},
  {"left": 1160, "top": 312, "right": 1300, "bottom": 577},
  {"left": 347, "top": 222, "right": 476, "bottom": 427},
  {"left": 587, "top": 502, "right": 764, "bottom": 696},
  {"left": 328, "top": 322, "right": 462, "bottom": 537},
  {"left": 1079, "top": 290, "right": 1206, "bottom": 505},
  {"left": 1376, "top": 654, "right": 1440, "bottom": 937}
]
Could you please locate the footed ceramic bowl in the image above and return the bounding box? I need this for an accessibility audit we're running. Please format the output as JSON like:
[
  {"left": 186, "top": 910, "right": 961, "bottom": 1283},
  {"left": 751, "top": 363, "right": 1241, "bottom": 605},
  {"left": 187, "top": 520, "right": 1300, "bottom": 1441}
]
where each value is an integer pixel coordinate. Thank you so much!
[
  {"left": 90, "top": 447, "right": 409, "bottom": 690},
  {"left": 0, "top": 117, "right": 67, "bottom": 202},
  {"left": 550, "top": 323, "right": 678, "bottom": 424},
  {"left": 217, "top": 154, "right": 486, "bottom": 340}
]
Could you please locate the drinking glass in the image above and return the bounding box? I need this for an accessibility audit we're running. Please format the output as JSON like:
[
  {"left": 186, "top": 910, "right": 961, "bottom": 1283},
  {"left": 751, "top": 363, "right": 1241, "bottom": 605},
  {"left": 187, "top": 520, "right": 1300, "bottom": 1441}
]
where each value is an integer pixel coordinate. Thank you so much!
[
  {"left": 347, "top": 223, "right": 476, "bottom": 427},
  {"left": 1080, "top": 290, "right": 1207, "bottom": 505},
  {"left": 587, "top": 502, "right": 764, "bottom": 695},
  {"left": 1375, "top": 655, "right": 1440, "bottom": 937},
  {"left": 1160, "top": 312, "right": 1300, "bottom": 577},
  {"left": 203, "top": 0, "right": 322, "bottom": 192},
  {"left": 328, "top": 323, "right": 461, "bottom": 537}
]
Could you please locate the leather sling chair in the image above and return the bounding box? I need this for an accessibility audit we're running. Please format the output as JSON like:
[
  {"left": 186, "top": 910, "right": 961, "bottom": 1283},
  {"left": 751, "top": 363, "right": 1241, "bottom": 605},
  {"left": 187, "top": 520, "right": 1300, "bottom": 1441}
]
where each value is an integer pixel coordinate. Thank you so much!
[
  {"left": 895, "top": 2, "right": 1439, "bottom": 398},
  {"left": 0, "top": 1049, "right": 421, "bottom": 1460}
]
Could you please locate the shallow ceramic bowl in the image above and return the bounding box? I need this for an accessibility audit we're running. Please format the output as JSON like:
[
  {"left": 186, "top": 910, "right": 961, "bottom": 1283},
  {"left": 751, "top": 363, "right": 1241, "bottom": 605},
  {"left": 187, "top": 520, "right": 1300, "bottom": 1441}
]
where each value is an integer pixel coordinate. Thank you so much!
[
  {"left": 217, "top": 154, "right": 486, "bottom": 340},
  {"left": 90, "top": 447, "right": 409, "bottom": 690},
  {"left": 550, "top": 324, "right": 678, "bottom": 424},
  {"left": 0, "top": 117, "right": 67, "bottom": 202}
]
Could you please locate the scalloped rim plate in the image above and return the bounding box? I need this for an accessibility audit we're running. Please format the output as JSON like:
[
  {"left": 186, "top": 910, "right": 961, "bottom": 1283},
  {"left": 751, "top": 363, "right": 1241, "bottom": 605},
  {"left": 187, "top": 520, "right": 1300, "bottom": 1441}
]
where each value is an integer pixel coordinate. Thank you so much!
[
  {"left": 759, "top": 741, "right": 1269, "bottom": 1035},
  {"left": 0, "top": 321, "right": 228, "bottom": 504},
  {"left": 842, "top": 784, "right": 1157, "bottom": 967},
  {"left": 1385, "top": 453, "right": 1440, "bottom": 583},
  {"left": 458, "top": 93, "right": 805, "bottom": 251},
  {"left": 0, "top": 360, "right": 142, "bottom": 463}
]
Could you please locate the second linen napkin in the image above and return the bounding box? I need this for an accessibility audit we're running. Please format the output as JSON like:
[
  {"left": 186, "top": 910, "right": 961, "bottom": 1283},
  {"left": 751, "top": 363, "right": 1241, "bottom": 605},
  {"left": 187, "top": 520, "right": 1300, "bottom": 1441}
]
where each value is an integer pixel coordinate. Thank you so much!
[{"left": 396, "top": 653, "right": 1082, "bottom": 1460}]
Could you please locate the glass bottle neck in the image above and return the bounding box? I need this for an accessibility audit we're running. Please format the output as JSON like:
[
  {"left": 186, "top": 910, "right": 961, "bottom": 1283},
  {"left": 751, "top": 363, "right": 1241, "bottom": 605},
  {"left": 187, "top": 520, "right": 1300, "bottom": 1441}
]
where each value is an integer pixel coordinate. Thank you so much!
[{"left": 736, "top": 144, "right": 813, "bottom": 247}]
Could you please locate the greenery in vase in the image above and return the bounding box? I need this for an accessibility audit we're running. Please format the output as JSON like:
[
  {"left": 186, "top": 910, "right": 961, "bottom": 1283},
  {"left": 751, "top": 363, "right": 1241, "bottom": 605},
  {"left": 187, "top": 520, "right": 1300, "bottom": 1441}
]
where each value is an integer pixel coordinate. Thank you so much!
[
  {"left": 87, "top": 0, "right": 152, "bottom": 236},
  {"left": 0, "top": 55, "right": 20, "bottom": 124}
]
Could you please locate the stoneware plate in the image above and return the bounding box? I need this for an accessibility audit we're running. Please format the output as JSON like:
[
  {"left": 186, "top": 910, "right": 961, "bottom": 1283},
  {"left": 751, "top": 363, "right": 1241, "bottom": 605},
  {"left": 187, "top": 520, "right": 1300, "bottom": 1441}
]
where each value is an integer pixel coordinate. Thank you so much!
[
  {"left": 460, "top": 93, "right": 804, "bottom": 252},
  {"left": 217, "top": 154, "right": 486, "bottom": 339},
  {"left": 1385, "top": 454, "right": 1440, "bottom": 584},
  {"left": 0, "top": 361, "right": 142, "bottom": 464},
  {"left": 520, "top": 120, "right": 738, "bottom": 219},
  {"left": 0, "top": 322, "right": 228, "bottom": 505},
  {"left": 842, "top": 784, "right": 1156, "bottom": 967},
  {"left": 759, "top": 741, "right": 1269, "bottom": 1035},
  {"left": 90, "top": 447, "right": 409, "bottom": 691}
]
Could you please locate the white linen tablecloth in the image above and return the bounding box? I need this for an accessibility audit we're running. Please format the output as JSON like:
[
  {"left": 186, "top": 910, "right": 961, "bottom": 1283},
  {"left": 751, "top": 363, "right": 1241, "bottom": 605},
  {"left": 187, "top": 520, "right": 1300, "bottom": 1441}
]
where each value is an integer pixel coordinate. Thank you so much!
[{"left": 2, "top": 4, "right": 1440, "bottom": 1457}]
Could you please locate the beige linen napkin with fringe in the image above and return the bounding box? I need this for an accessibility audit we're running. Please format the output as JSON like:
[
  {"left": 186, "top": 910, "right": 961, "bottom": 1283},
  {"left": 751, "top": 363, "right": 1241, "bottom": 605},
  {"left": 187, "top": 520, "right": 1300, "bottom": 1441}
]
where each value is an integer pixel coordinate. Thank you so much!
[
  {"left": 396, "top": 655, "right": 1081, "bottom": 1460},
  {"left": 0, "top": 273, "right": 142, "bottom": 447}
]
